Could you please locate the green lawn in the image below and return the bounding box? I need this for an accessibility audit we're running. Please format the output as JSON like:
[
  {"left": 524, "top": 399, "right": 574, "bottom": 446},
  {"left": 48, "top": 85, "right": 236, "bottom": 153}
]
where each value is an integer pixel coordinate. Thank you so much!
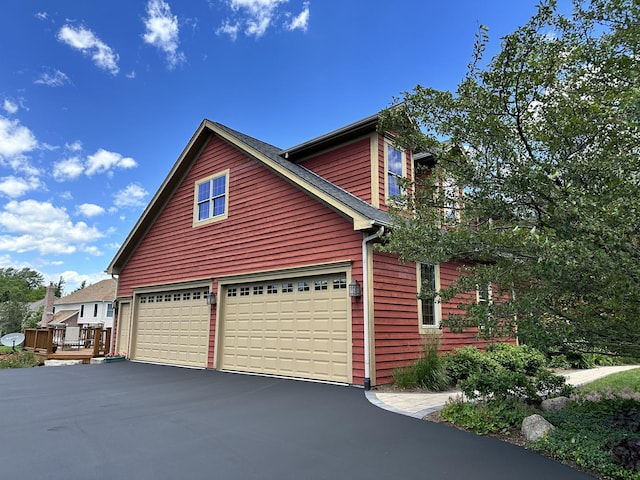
[{"left": 580, "top": 368, "right": 640, "bottom": 393}]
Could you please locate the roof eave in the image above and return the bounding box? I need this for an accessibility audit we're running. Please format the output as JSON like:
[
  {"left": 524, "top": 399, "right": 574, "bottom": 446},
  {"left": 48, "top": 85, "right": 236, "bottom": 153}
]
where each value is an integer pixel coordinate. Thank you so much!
[
  {"left": 107, "top": 121, "right": 214, "bottom": 275},
  {"left": 281, "top": 114, "right": 379, "bottom": 161}
]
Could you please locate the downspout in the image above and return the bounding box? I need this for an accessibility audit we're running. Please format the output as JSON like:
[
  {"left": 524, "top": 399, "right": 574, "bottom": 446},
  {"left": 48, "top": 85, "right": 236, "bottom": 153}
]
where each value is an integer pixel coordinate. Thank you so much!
[
  {"left": 111, "top": 274, "right": 119, "bottom": 355},
  {"left": 362, "top": 225, "right": 384, "bottom": 391}
]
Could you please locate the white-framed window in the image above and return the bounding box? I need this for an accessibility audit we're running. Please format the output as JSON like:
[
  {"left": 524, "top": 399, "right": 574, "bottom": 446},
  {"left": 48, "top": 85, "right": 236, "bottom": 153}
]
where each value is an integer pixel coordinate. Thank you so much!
[
  {"left": 385, "top": 142, "right": 406, "bottom": 200},
  {"left": 476, "top": 283, "right": 493, "bottom": 332},
  {"left": 93, "top": 304, "right": 98, "bottom": 317},
  {"left": 418, "top": 263, "right": 441, "bottom": 329},
  {"left": 194, "top": 170, "right": 229, "bottom": 225}
]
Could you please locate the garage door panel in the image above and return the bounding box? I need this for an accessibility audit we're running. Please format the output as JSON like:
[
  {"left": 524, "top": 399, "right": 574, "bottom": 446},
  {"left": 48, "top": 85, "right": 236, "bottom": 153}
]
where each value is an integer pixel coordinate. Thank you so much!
[
  {"left": 221, "top": 273, "right": 350, "bottom": 383},
  {"left": 133, "top": 287, "right": 210, "bottom": 368}
]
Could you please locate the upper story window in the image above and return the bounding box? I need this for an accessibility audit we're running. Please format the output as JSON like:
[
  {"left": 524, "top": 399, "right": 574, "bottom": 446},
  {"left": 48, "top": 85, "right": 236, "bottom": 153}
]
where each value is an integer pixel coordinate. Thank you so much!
[
  {"left": 194, "top": 170, "right": 229, "bottom": 226},
  {"left": 385, "top": 143, "right": 405, "bottom": 200},
  {"left": 93, "top": 304, "right": 98, "bottom": 317},
  {"left": 106, "top": 303, "right": 114, "bottom": 317},
  {"left": 442, "top": 177, "right": 463, "bottom": 223},
  {"left": 418, "top": 263, "right": 441, "bottom": 329}
]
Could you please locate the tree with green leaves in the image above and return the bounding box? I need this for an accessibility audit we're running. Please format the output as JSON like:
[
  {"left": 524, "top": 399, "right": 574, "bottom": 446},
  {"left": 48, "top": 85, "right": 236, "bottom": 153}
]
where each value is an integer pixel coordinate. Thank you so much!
[
  {"left": 380, "top": 0, "right": 640, "bottom": 357},
  {"left": 0, "top": 301, "right": 30, "bottom": 336},
  {"left": 0, "top": 268, "right": 45, "bottom": 302}
]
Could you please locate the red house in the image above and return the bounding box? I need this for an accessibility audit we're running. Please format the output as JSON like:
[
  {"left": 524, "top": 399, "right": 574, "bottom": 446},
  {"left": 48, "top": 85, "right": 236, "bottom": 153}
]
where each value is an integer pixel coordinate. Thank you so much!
[{"left": 107, "top": 114, "right": 486, "bottom": 387}]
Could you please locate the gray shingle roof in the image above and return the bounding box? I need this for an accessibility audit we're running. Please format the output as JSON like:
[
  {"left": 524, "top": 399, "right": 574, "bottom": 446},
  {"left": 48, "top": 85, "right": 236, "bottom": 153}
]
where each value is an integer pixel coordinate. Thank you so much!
[{"left": 56, "top": 279, "right": 116, "bottom": 305}]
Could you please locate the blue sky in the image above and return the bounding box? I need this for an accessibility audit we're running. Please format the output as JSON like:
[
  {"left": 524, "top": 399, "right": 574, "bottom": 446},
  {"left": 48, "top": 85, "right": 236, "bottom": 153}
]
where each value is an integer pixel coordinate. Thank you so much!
[{"left": 0, "top": 0, "right": 543, "bottom": 293}]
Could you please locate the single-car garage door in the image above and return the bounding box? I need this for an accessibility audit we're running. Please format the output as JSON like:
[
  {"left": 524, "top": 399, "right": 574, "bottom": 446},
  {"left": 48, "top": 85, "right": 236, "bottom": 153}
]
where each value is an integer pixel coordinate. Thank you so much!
[
  {"left": 133, "top": 287, "right": 210, "bottom": 368},
  {"left": 220, "top": 274, "right": 350, "bottom": 383}
]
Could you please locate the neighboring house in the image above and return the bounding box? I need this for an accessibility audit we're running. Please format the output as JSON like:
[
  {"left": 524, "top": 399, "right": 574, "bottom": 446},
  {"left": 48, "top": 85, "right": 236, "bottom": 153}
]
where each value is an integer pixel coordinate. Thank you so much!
[
  {"left": 107, "top": 114, "right": 488, "bottom": 387},
  {"left": 54, "top": 279, "right": 116, "bottom": 329}
]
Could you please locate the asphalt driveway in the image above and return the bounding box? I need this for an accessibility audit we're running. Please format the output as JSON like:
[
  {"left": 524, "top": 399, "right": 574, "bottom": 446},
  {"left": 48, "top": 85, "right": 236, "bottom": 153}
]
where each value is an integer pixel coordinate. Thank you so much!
[{"left": 1, "top": 362, "right": 594, "bottom": 479}]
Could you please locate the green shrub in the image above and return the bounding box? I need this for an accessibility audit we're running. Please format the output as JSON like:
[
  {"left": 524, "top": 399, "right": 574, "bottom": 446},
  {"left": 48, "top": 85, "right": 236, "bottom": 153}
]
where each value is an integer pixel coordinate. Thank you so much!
[
  {"left": 441, "top": 396, "right": 534, "bottom": 435},
  {"left": 0, "top": 352, "right": 39, "bottom": 369},
  {"left": 485, "top": 342, "right": 546, "bottom": 376},
  {"left": 536, "top": 397, "right": 640, "bottom": 480},
  {"left": 393, "top": 338, "right": 450, "bottom": 391},
  {"left": 548, "top": 354, "right": 571, "bottom": 369},
  {"left": 444, "top": 346, "right": 499, "bottom": 384}
]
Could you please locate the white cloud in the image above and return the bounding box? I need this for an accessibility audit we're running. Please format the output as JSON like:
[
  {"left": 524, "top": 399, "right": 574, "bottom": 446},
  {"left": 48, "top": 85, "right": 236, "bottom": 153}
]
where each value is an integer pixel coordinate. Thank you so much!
[
  {"left": 65, "top": 141, "right": 83, "bottom": 152},
  {"left": 82, "top": 245, "right": 103, "bottom": 256},
  {"left": 86, "top": 149, "right": 137, "bottom": 176},
  {"left": 0, "top": 199, "right": 104, "bottom": 255},
  {"left": 57, "top": 25, "right": 120, "bottom": 75},
  {"left": 0, "top": 176, "right": 42, "bottom": 198},
  {"left": 35, "top": 12, "right": 48, "bottom": 21},
  {"left": 113, "top": 183, "right": 148, "bottom": 208},
  {"left": 143, "top": 0, "right": 185, "bottom": 69},
  {"left": 77, "top": 203, "right": 106, "bottom": 218},
  {"left": 34, "top": 69, "right": 70, "bottom": 87},
  {"left": 53, "top": 149, "right": 137, "bottom": 181},
  {"left": 216, "top": 21, "right": 240, "bottom": 41},
  {"left": 3, "top": 99, "right": 18, "bottom": 114},
  {"left": 219, "top": 0, "right": 289, "bottom": 38},
  {"left": 0, "top": 116, "right": 37, "bottom": 160},
  {"left": 50, "top": 270, "right": 111, "bottom": 293},
  {"left": 286, "top": 1, "right": 309, "bottom": 32},
  {"left": 53, "top": 156, "right": 84, "bottom": 181}
]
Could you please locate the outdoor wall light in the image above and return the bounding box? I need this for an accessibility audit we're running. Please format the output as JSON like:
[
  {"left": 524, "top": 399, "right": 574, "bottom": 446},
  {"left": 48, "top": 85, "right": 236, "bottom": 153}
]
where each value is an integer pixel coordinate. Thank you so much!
[
  {"left": 348, "top": 280, "right": 361, "bottom": 298},
  {"left": 205, "top": 292, "right": 217, "bottom": 305}
]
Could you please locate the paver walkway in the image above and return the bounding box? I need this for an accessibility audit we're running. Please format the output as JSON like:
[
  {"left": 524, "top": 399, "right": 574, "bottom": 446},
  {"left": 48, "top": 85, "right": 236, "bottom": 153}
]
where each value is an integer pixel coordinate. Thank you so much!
[{"left": 366, "top": 365, "right": 640, "bottom": 419}]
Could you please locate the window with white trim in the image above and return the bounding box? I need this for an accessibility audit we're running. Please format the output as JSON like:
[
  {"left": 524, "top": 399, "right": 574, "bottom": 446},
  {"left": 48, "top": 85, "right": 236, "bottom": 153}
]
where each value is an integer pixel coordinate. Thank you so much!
[
  {"left": 476, "top": 283, "right": 493, "bottom": 332},
  {"left": 385, "top": 142, "right": 405, "bottom": 200},
  {"left": 442, "top": 178, "right": 462, "bottom": 222},
  {"left": 194, "top": 171, "right": 228, "bottom": 224},
  {"left": 418, "top": 263, "right": 441, "bottom": 328}
]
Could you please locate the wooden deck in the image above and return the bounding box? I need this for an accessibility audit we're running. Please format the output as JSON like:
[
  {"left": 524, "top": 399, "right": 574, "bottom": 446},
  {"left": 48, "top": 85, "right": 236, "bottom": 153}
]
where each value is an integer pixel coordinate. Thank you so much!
[{"left": 24, "top": 327, "right": 112, "bottom": 364}]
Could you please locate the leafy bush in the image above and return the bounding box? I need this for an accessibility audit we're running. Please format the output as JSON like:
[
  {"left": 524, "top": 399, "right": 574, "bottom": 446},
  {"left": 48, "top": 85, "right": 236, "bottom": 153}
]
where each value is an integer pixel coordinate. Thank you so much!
[
  {"left": 393, "top": 338, "right": 450, "bottom": 391},
  {"left": 444, "top": 346, "right": 499, "bottom": 384},
  {"left": 485, "top": 343, "right": 546, "bottom": 376},
  {"left": 536, "top": 397, "right": 640, "bottom": 480},
  {"left": 444, "top": 343, "right": 567, "bottom": 402},
  {"left": 0, "top": 352, "right": 39, "bottom": 369},
  {"left": 548, "top": 354, "right": 571, "bottom": 369},
  {"left": 441, "top": 396, "right": 534, "bottom": 435}
]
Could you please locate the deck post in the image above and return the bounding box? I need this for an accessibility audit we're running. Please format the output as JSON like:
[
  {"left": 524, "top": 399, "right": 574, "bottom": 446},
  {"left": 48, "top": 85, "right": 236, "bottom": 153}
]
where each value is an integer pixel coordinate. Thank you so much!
[
  {"left": 104, "top": 328, "right": 112, "bottom": 355},
  {"left": 92, "top": 328, "right": 101, "bottom": 357}
]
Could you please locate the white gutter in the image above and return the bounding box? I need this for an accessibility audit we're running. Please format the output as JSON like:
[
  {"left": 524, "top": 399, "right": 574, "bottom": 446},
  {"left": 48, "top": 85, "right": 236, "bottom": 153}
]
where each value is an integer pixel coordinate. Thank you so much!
[{"left": 362, "top": 225, "right": 384, "bottom": 390}]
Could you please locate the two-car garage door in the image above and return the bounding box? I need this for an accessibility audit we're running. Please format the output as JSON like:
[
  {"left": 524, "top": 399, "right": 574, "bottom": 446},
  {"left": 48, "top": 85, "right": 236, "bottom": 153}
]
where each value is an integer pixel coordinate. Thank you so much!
[{"left": 219, "top": 273, "right": 350, "bottom": 383}]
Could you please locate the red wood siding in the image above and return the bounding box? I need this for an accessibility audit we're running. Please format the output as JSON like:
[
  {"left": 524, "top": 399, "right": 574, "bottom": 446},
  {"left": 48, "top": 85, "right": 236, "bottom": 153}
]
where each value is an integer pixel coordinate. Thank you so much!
[
  {"left": 372, "top": 252, "right": 488, "bottom": 385},
  {"left": 116, "top": 135, "right": 366, "bottom": 380},
  {"left": 299, "top": 137, "right": 372, "bottom": 203}
]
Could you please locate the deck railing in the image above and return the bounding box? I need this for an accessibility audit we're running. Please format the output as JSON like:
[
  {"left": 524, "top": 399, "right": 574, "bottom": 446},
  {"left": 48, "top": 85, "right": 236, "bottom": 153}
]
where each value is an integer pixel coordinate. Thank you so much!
[{"left": 23, "top": 327, "right": 112, "bottom": 357}]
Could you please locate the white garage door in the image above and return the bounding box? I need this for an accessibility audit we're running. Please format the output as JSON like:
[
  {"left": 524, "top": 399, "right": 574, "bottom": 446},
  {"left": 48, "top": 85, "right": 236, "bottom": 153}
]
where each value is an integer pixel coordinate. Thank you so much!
[
  {"left": 133, "top": 287, "right": 210, "bottom": 368},
  {"left": 220, "top": 273, "right": 350, "bottom": 383}
]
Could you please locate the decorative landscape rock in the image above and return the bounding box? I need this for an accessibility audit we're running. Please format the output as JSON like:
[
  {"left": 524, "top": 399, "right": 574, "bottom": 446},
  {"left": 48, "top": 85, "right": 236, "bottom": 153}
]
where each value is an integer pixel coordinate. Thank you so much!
[
  {"left": 521, "top": 414, "right": 556, "bottom": 441},
  {"left": 541, "top": 396, "right": 570, "bottom": 412}
]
